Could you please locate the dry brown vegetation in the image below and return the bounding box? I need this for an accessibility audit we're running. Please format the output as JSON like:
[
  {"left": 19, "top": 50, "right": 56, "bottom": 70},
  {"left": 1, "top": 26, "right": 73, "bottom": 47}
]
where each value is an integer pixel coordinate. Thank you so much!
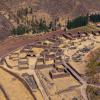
[{"left": 86, "top": 48, "right": 100, "bottom": 84}]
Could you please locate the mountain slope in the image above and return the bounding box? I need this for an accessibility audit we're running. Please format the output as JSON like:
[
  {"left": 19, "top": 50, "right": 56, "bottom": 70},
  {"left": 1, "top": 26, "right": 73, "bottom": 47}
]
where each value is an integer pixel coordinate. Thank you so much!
[
  {"left": 0, "top": 0, "right": 100, "bottom": 40},
  {"left": 0, "top": 0, "right": 100, "bottom": 18}
]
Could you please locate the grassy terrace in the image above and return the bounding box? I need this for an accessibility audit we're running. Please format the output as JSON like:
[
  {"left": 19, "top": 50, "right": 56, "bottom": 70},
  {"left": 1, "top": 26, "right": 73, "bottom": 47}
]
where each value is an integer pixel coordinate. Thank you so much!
[{"left": 0, "top": 67, "right": 34, "bottom": 100}]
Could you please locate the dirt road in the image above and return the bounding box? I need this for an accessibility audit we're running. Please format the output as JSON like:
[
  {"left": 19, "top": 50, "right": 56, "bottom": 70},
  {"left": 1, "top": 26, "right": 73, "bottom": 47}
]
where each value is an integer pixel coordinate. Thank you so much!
[{"left": 0, "top": 30, "right": 64, "bottom": 58}]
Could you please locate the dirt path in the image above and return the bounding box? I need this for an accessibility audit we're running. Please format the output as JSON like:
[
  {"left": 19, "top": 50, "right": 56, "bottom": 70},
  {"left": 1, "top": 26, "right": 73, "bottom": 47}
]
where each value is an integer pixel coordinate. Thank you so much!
[{"left": 0, "top": 83, "right": 10, "bottom": 100}]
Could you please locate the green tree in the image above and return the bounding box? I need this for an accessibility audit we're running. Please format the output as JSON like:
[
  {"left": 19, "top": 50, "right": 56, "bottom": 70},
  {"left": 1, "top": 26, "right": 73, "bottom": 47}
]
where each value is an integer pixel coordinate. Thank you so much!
[
  {"left": 12, "top": 24, "right": 29, "bottom": 35},
  {"left": 67, "top": 15, "right": 88, "bottom": 29}
]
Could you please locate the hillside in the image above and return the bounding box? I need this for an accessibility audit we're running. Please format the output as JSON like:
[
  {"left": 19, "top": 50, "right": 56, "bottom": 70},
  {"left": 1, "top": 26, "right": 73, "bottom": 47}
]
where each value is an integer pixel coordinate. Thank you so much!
[
  {"left": 0, "top": 0, "right": 100, "bottom": 18},
  {"left": 0, "top": 0, "right": 100, "bottom": 39}
]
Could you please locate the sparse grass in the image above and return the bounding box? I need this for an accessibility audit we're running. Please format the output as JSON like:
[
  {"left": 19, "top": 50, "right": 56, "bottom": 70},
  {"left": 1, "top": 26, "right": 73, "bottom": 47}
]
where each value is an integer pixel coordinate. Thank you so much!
[{"left": 82, "top": 24, "right": 100, "bottom": 32}]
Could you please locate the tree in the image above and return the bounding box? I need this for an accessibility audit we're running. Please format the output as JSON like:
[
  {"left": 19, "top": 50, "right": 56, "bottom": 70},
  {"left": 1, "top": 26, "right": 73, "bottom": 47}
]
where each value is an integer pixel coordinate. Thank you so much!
[
  {"left": 12, "top": 24, "right": 29, "bottom": 35},
  {"left": 90, "top": 14, "right": 100, "bottom": 22},
  {"left": 38, "top": 18, "right": 49, "bottom": 33},
  {"left": 67, "top": 15, "right": 88, "bottom": 29}
]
